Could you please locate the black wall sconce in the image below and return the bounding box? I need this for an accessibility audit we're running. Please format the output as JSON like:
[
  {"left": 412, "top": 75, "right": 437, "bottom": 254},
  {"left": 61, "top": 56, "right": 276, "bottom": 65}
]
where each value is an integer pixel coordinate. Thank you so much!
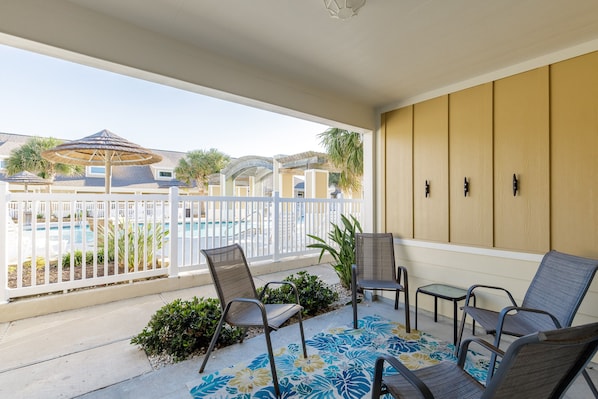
[
  {"left": 464, "top": 177, "right": 469, "bottom": 197},
  {"left": 513, "top": 174, "right": 519, "bottom": 196},
  {"left": 425, "top": 180, "right": 430, "bottom": 198}
]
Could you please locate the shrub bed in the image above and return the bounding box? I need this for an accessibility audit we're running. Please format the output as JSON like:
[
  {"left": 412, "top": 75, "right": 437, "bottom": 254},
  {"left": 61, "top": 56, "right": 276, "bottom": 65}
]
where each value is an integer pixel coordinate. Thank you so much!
[
  {"left": 131, "top": 272, "right": 340, "bottom": 363},
  {"left": 130, "top": 297, "right": 244, "bottom": 362}
]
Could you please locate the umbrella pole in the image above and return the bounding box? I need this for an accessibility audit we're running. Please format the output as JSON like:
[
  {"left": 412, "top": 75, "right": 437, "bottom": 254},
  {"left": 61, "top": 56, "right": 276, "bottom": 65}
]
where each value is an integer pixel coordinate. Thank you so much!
[{"left": 105, "top": 154, "right": 112, "bottom": 194}]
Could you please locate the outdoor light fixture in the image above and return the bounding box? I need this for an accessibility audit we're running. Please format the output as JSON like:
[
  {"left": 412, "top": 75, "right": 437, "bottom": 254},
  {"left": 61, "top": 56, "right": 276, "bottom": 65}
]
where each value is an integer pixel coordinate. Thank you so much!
[{"left": 324, "top": 0, "right": 366, "bottom": 19}]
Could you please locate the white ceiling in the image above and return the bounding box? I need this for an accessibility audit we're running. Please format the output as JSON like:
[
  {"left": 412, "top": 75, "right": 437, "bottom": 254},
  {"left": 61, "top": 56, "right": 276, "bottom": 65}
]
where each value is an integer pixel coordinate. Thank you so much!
[
  {"left": 2, "top": 0, "right": 598, "bottom": 129},
  {"left": 65, "top": 0, "right": 598, "bottom": 110}
]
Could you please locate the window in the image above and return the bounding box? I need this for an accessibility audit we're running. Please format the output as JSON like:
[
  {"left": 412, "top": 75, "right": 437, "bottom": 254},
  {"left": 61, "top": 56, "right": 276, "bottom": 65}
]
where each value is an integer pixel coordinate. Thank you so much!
[
  {"left": 154, "top": 168, "right": 174, "bottom": 181},
  {"left": 87, "top": 166, "right": 105, "bottom": 177}
]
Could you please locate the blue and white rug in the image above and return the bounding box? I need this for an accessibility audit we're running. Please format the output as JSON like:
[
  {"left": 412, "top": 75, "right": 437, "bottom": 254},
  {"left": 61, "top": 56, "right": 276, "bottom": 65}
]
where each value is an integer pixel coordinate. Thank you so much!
[{"left": 189, "top": 314, "right": 489, "bottom": 398}]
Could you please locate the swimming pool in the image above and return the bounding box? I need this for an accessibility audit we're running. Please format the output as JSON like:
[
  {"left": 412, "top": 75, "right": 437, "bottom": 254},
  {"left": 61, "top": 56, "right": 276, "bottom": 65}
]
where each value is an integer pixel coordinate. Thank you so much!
[{"left": 29, "top": 220, "right": 237, "bottom": 245}]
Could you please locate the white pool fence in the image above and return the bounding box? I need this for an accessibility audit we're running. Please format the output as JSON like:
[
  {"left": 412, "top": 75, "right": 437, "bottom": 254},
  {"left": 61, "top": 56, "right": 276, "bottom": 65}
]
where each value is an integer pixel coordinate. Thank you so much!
[{"left": 0, "top": 185, "right": 362, "bottom": 301}]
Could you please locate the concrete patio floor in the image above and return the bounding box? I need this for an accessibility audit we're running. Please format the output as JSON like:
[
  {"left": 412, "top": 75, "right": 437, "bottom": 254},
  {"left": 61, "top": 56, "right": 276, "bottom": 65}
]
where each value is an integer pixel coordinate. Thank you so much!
[{"left": 0, "top": 263, "right": 595, "bottom": 398}]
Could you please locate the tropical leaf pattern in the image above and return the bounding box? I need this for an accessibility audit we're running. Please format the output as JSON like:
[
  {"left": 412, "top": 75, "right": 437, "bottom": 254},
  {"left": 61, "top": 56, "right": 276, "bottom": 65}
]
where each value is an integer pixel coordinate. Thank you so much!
[{"left": 190, "top": 315, "right": 488, "bottom": 398}]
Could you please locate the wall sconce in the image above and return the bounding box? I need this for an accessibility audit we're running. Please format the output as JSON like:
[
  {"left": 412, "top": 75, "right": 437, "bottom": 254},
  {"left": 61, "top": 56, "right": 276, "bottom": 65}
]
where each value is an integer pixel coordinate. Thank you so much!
[
  {"left": 425, "top": 180, "right": 430, "bottom": 198},
  {"left": 513, "top": 174, "right": 519, "bottom": 196},
  {"left": 464, "top": 177, "right": 469, "bottom": 197}
]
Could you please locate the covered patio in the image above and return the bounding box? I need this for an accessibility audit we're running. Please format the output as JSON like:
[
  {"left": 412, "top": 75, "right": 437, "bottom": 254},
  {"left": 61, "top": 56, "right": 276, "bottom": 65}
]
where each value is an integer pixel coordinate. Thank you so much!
[
  {"left": 1, "top": 1, "right": 598, "bottom": 397},
  {"left": 0, "top": 263, "right": 594, "bottom": 398},
  {"left": 1, "top": 1, "right": 596, "bottom": 324}
]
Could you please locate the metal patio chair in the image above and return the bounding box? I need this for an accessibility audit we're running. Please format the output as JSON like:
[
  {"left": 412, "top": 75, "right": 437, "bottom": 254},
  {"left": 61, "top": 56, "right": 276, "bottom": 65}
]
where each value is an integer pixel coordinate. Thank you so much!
[
  {"left": 456, "top": 250, "right": 598, "bottom": 393},
  {"left": 198, "top": 243, "right": 307, "bottom": 398},
  {"left": 372, "top": 321, "right": 598, "bottom": 399},
  {"left": 352, "top": 233, "right": 410, "bottom": 332}
]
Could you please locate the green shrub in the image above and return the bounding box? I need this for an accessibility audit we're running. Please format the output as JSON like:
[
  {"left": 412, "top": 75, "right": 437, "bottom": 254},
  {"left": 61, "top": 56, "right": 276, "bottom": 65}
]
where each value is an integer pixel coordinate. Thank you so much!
[
  {"left": 259, "top": 271, "right": 339, "bottom": 316},
  {"left": 61, "top": 248, "right": 105, "bottom": 268},
  {"left": 130, "top": 297, "right": 244, "bottom": 362},
  {"left": 62, "top": 250, "right": 82, "bottom": 268}
]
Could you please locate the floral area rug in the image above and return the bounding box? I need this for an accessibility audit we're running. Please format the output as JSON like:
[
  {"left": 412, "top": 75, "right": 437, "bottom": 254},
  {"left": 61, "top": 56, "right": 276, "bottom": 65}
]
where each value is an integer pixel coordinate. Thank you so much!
[{"left": 189, "top": 314, "right": 489, "bottom": 398}]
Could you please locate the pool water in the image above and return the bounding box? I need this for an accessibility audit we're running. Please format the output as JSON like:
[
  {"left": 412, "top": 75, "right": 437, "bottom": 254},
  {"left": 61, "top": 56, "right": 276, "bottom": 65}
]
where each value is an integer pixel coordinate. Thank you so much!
[{"left": 35, "top": 221, "right": 236, "bottom": 245}]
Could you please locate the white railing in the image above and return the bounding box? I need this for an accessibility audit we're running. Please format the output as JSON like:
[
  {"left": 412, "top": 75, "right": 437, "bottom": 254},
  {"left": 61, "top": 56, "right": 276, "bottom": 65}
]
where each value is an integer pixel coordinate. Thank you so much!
[{"left": 0, "top": 185, "right": 362, "bottom": 301}]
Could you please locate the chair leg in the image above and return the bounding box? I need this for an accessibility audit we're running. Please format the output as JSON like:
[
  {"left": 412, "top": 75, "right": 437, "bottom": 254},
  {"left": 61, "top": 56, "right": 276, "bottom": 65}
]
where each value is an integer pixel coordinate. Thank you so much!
[
  {"left": 403, "top": 288, "right": 411, "bottom": 333},
  {"left": 394, "top": 290, "right": 399, "bottom": 309},
  {"left": 352, "top": 268, "right": 358, "bottom": 329},
  {"left": 487, "top": 331, "right": 504, "bottom": 385},
  {"left": 239, "top": 327, "right": 248, "bottom": 343},
  {"left": 352, "top": 287, "right": 358, "bottom": 328},
  {"left": 455, "top": 311, "right": 467, "bottom": 356},
  {"left": 372, "top": 357, "right": 386, "bottom": 398},
  {"left": 263, "top": 327, "right": 281, "bottom": 398},
  {"left": 583, "top": 369, "right": 598, "bottom": 398},
  {"left": 199, "top": 312, "right": 227, "bottom": 373},
  {"left": 297, "top": 309, "right": 308, "bottom": 358}
]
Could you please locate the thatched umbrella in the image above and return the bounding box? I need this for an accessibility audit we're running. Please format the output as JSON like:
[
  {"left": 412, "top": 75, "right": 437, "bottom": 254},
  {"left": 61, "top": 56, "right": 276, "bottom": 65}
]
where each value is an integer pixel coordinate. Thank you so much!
[
  {"left": 3, "top": 170, "right": 51, "bottom": 192},
  {"left": 41, "top": 129, "right": 162, "bottom": 193}
]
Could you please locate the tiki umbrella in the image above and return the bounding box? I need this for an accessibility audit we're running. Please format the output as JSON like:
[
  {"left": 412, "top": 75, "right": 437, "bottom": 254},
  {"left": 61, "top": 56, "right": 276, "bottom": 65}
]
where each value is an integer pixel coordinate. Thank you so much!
[
  {"left": 41, "top": 129, "right": 162, "bottom": 193},
  {"left": 3, "top": 170, "right": 50, "bottom": 192}
]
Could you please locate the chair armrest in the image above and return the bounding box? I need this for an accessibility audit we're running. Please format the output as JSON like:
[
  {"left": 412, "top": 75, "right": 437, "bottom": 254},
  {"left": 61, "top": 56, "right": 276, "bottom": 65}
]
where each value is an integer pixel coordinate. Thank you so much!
[
  {"left": 456, "top": 337, "right": 505, "bottom": 368},
  {"left": 227, "top": 297, "right": 267, "bottom": 316},
  {"left": 397, "top": 265, "right": 409, "bottom": 292},
  {"left": 260, "top": 281, "right": 301, "bottom": 304},
  {"left": 497, "top": 306, "right": 562, "bottom": 331},
  {"left": 465, "top": 284, "right": 517, "bottom": 307},
  {"left": 372, "top": 354, "right": 434, "bottom": 399},
  {"left": 226, "top": 297, "right": 276, "bottom": 329},
  {"left": 230, "top": 297, "right": 265, "bottom": 308}
]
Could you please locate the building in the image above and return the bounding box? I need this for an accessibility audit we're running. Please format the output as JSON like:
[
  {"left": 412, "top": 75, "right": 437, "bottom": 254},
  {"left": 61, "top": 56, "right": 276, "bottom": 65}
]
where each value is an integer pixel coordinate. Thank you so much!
[{"left": 0, "top": 133, "right": 335, "bottom": 197}]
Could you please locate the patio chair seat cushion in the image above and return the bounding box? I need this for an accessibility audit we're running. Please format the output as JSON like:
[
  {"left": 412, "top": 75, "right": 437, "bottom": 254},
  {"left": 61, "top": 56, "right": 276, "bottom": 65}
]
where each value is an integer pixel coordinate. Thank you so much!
[
  {"left": 382, "top": 362, "right": 484, "bottom": 399},
  {"left": 226, "top": 303, "right": 303, "bottom": 330},
  {"left": 357, "top": 279, "right": 404, "bottom": 291},
  {"left": 463, "top": 306, "right": 556, "bottom": 337}
]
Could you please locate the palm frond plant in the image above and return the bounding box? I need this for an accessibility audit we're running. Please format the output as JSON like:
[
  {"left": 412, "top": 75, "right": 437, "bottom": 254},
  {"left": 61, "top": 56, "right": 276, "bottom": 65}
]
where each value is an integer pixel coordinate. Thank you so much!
[
  {"left": 307, "top": 214, "right": 362, "bottom": 289},
  {"left": 97, "top": 220, "right": 169, "bottom": 271},
  {"left": 318, "top": 128, "right": 363, "bottom": 195}
]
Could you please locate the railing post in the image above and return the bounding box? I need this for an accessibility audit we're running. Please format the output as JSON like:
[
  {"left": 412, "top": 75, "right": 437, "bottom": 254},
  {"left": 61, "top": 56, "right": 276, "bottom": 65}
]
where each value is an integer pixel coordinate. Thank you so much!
[
  {"left": 168, "top": 187, "right": 179, "bottom": 277},
  {"left": 0, "top": 182, "right": 9, "bottom": 303},
  {"left": 273, "top": 192, "right": 280, "bottom": 261}
]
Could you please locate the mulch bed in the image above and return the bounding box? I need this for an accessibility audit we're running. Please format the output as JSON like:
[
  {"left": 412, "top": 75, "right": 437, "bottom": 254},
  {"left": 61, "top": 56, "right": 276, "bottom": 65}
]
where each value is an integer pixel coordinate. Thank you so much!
[{"left": 7, "top": 262, "right": 165, "bottom": 289}]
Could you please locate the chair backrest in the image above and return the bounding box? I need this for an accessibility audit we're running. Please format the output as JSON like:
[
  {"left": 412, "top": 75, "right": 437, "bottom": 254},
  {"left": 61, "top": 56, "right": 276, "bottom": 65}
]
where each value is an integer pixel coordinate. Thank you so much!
[
  {"left": 201, "top": 244, "right": 258, "bottom": 318},
  {"left": 522, "top": 250, "right": 598, "bottom": 328},
  {"left": 354, "top": 233, "right": 396, "bottom": 281},
  {"left": 482, "top": 322, "right": 598, "bottom": 398}
]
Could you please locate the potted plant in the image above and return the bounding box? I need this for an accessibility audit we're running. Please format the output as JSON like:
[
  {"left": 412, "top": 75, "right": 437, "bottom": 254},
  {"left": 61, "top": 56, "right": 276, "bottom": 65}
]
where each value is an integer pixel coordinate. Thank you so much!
[{"left": 307, "top": 214, "right": 362, "bottom": 289}]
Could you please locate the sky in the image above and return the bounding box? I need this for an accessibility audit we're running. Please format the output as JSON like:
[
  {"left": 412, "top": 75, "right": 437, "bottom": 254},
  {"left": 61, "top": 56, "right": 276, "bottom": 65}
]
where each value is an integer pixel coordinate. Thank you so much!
[{"left": 0, "top": 44, "right": 329, "bottom": 158}]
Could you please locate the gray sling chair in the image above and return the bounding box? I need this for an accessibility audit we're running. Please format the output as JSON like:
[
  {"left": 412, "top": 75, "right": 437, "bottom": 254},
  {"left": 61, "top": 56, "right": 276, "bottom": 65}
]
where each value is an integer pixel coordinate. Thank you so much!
[
  {"left": 456, "top": 250, "right": 598, "bottom": 394},
  {"left": 352, "top": 233, "right": 411, "bottom": 332},
  {"left": 372, "top": 321, "right": 598, "bottom": 399},
  {"left": 198, "top": 243, "right": 307, "bottom": 398}
]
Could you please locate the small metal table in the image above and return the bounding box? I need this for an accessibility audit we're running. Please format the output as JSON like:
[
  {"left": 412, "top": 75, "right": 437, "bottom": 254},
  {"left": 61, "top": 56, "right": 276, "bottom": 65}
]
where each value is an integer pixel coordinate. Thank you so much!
[{"left": 415, "top": 283, "right": 475, "bottom": 345}]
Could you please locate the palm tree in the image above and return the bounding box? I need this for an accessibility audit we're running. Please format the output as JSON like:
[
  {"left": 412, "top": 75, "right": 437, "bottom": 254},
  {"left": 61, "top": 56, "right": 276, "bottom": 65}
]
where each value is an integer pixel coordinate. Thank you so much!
[
  {"left": 6, "top": 136, "right": 83, "bottom": 181},
  {"left": 318, "top": 128, "right": 363, "bottom": 196},
  {"left": 174, "top": 148, "right": 230, "bottom": 194}
]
